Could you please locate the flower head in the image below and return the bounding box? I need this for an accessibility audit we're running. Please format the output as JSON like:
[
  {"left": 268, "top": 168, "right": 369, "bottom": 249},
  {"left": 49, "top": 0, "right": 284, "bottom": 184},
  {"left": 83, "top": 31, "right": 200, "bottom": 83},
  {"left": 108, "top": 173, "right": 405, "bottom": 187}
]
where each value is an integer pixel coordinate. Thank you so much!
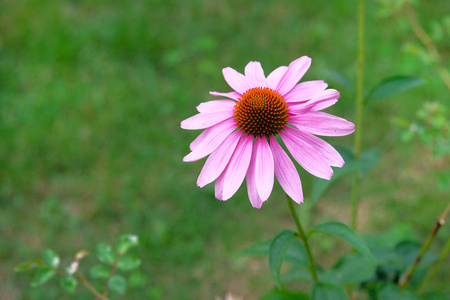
[{"left": 181, "top": 56, "right": 355, "bottom": 208}]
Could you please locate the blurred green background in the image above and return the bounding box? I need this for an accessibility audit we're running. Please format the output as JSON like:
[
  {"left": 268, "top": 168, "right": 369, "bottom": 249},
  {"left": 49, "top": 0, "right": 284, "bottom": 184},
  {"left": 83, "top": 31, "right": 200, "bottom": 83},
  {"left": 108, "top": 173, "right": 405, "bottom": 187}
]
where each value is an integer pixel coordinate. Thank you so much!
[{"left": 0, "top": 0, "right": 449, "bottom": 299}]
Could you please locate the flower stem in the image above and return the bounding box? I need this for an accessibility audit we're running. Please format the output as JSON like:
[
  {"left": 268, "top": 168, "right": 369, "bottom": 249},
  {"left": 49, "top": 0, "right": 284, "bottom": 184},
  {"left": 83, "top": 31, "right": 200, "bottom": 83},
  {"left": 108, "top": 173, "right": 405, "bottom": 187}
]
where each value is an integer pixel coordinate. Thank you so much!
[
  {"left": 399, "top": 202, "right": 450, "bottom": 289},
  {"left": 286, "top": 195, "right": 318, "bottom": 282},
  {"left": 351, "top": 0, "right": 365, "bottom": 232}
]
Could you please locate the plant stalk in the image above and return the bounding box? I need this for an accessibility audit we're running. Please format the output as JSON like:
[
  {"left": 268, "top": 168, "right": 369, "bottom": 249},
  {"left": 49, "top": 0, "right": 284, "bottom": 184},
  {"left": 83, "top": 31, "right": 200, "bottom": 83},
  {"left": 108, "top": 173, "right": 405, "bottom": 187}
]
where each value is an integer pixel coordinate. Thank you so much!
[
  {"left": 286, "top": 195, "right": 318, "bottom": 282},
  {"left": 351, "top": 0, "right": 365, "bottom": 232},
  {"left": 76, "top": 270, "right": 107, "bottom": 300},
  {"left": 399, "top": 202, "right": 450, "bottom": 289}
]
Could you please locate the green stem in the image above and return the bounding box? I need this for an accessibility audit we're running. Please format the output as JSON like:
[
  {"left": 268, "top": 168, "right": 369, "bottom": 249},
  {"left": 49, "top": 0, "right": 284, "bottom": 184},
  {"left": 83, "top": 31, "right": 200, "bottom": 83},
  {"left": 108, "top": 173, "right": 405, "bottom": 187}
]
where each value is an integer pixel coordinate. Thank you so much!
[
  {"left": 352, "top": 0, "right": 365, "bottom": 232},
  {"left": 286, "top": 195, "right": 318, "bottom": 282},
  {"left": 399, "top": 202, "right": 450, "bottom": 289}
]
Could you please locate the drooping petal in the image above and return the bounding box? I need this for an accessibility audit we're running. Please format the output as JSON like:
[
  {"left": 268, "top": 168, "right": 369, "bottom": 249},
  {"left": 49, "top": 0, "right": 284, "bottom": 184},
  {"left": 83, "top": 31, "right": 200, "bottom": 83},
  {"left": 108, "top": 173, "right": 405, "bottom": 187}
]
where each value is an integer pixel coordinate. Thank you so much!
[
  {"left": 284, "top": 127, "right": 344, "bottom": 168},
  {"left": 209, "top": 91, "right": 241, "bottom": 101},
  {"left": 266, "top": 66, "right": 288, "bottom": 90},
  {"left": 253, "top": 136, "right": 274, "bottom": 201},
  {"left": 215, "top": 171, "right": 225, "bottom": 200},
  {"left": 246, "top": 149, "right": 264, "bottom": 209},
  {"left": 197, "top": 131, "right": 241, "bottom": 187},
  {"left": 269, "top": 137, "right": 303, "bottom": 204},
  {"left": 277, "top": 56, "right": 312, "bottom": 96},
  {"left": 181, "top": 110, "right": 234, "bottom": 130},
  {"left": 184, "top": 118, "right": 237, "bottom": 161},
  {"left": 220, "top": 134, "right": 253, "bottom": 200},
  {"left": 196, "top": 100, "right": 236, "bottom": 113},
  {"left": 280, "top": 131, "right": 334, "bottom": 180},
  {"left": 222, "top": 67, "right": 250, "bottom": 94},
  {"left": 245, "top": 61, "right": 267, "bottom": 88},
  {"left": 284, "top": 80, "right": 328, "bottom": 102},
  {"left": 289, "top": 111, "right": 355, "bottom": 136}
]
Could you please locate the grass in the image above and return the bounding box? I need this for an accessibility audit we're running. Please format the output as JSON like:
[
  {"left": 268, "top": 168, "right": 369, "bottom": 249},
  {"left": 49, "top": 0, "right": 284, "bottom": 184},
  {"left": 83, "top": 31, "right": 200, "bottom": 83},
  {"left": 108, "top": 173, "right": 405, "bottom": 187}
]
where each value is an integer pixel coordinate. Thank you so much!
[{"left": 0, "top": 0, "right": 449, "bottom": 299}]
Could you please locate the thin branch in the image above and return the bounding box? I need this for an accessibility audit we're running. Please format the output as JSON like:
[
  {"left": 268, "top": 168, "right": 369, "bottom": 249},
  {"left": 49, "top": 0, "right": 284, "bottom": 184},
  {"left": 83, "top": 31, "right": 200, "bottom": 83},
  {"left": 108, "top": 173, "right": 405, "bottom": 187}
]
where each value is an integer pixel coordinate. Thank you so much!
[
  {"left": 76, "top": 270, "right": 107, "bottom": 300},
  {"left": 403, "top": 1, "right": 450, "bottom": 91},
  {"left": 398, "top": 202, "right": 450, "bottom": 289}
]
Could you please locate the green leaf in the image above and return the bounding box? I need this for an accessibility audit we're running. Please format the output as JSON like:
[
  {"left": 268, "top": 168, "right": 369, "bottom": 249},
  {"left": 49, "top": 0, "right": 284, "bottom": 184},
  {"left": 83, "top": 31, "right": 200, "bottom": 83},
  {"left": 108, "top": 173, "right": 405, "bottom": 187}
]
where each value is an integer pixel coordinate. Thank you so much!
[
  {"left": 96, "top": 243, "right": 116, "bottom": 265},
  {"left": 423, "top": 291, "right": 449, "bottom": 300},
  {"left": 323, "top": 69, "right": 354, "bottom": 91},
  {"left": 237, "top": 238, "right": 309, "bottom": 266},
  {"left": 14, "top": 259, "right": 45, "bottom": 272},
  {"left": 43, "top": 249, "right": 60, "bottom": 268},
  {"left": 281, "top": 264, "right": 313, "bottom": 283},
  {"left": 60, "top": 276, "right": 77, "bottom": 293},
  {"left": 269, "top": 230, "right": 296, "bottom": 288},
  {"left": 117, "top": 234, "right": 139, "bottom": 255},
  {"left": 311, "top": 148, "right": 379, "bottom": 205},
  {"left": 321, "top": 254, "right": 376, "bottom": 285},
  {"left": 89, "top": 264, "right": 110, "bottom": 279},
  {"left": 308, "top": 222, "right": 376, "bottom": 264},
  {"left": 366, "top": 76, "right": 424, "bottom": 103},
  {"left": 312, "top": 282, "right": 348, "bottom": 300},
  {"left": 108, "top": 275, "right": 127, "bottom": 295},
  {"left": 378, "top": 283, "right": 421, "bottom": 300},
  {"left": 117, "top": 254, "right": 141, "bottom": 271},
  {"left": 363, "top": 224, "right": 416, "bottom": 250},
  {"left": 31, "top": 267, "right": 56, "bottom": 287},
  {"left": 260, "top": 287, "right": 310, "bottom": 300}
]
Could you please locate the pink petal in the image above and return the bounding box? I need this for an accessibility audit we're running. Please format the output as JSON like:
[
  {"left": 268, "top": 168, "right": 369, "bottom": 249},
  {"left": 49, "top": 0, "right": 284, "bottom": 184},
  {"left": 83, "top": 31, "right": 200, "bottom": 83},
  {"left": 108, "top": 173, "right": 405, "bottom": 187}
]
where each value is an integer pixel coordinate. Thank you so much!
[
  {"left": 276, "top": 56, "right": 312, "bottom": 96},
  {"left": 269, "top": 136, "right": 303, "bottom": 204},
  {"left": 197, "top": 131, "right": 241, "bottom": 187},
  {"left": 222, "top": 67, "right": 250, "bottom": 94},
  {"left": 309, "top": 89, "right": 340, "bottom": 111},
  {"left": 311, "top": 98, "right": 338, "bottom": 111},
  {"left": 215, "top": 171, "right": 226, "bottom": 201},
  {"left": 287, "top": 89, "right": 340, "bottom": 114},
  {"left": 253, "top": 136, "right": 274, "bottom": 201},
  {"left": 181, "top": 110, "right": 234, "bottom": 130},
  {"left": 245, "top": 61, "right": 267, "bottom": 88},
  {"left": 280, "top": 131, "right": 334, "bottom": 180},
  {"left": 284, "top": 127, "right": 344, "bottom": 167},
  {"left": 219, "top": 134, "right": 253, "bottom": 200},
  {"left": 184, "top": 118, "right": 237, "bottom": 162},
  {"left": 266, "top": 66, "right": 288, "bottom": 90},
  {"left": 196, "top": 100, "right": 236, "bottom": 113},
  {"left": 289, "top": 111, "right": 355, "bottom": 136},
  {"left": 284, "top": 80, "right": 328, "bottom": 102},
  {"left": 246, "top": 149, "right": 264, "bottom": 209},
  {"left": 209, "top": 91, "right": 241, "bottom": 101}
]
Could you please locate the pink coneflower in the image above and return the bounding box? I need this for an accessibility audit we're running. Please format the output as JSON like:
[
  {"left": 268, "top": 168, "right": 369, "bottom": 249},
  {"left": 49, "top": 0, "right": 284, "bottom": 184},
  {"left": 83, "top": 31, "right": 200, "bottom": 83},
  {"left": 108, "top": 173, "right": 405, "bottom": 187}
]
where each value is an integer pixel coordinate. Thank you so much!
[{"left": 181, "top": 56, "right": 354, "bottom": 208}]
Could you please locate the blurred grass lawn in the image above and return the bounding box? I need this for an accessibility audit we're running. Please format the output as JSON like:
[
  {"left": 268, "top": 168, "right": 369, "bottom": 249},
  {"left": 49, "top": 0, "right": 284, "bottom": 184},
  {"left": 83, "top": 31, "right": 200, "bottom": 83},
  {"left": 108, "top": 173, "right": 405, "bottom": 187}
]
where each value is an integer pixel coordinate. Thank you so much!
[{"left": 0, "top": 0, "right": 449, "bottom": 299}]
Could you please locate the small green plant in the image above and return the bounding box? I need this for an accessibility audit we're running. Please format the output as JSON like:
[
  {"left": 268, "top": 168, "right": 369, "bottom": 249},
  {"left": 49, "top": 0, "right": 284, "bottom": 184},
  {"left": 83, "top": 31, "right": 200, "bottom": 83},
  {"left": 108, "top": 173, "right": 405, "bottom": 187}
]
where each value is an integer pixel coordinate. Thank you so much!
[{"left": 15, "top": 234, "right": 141, "bottom": 299}]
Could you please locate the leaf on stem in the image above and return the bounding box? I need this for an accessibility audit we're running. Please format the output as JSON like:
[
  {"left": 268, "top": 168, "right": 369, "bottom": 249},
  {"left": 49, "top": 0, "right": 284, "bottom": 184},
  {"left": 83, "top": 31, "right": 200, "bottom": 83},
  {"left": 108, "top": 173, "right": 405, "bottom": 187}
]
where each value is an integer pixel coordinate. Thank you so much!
[
  {"left": 117, "top": 234, "right": 139, "bottom": 255},
  {"left": 96, "top": 243, "right": 116, "bottom": 265},
  {"left": 260, "top": 287, "right": 310, "bottom": 300},
  {"left": 60, "top": 276, "right": 78, "bottom": 293},
  {"left": 108, "top": 275, "right": 127, "bottom": 295},
  {"left": 89, "top": 264, "right": 110, "bottom": 279},
  {"left": 43, "top": 249, "right": 60, "bottom": 268},
  {"left": 14, "top": 259, "right": 45, "bottom": 272},
  {"left": 307, "top": 221, "right": 376, "bottom": 264},
  {"left": 269, "top": 230, "right": 296, "bottom": 288},
  {"left": 312, "top": 282, "right": 349, "bottom": 300},
  {"left": 31, "top": 267, "right": 56, "bottom": 287},
  {"left": 117, "top": 254, "right": 142, "bottom": 271},
  {"left": 365, "top": 76, "right": 424, "bottom": 103}
]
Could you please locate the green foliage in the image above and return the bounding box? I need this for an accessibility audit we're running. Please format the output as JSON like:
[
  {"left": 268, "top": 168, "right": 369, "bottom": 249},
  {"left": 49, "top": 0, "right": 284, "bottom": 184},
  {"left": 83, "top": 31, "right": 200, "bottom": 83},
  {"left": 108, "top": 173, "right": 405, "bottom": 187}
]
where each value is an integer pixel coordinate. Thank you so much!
[
  {"left": 16, "top": 234, "right": 141, "bottom": 298},
  {"left": 269, "top": 230, "right": 297, "bottom": 288},
  {"left": 366, "top": 76, "right": 424, "bottom": 103},
  {"left": 260, "top": 288, "right": 310, "bottom": 300},
  {"left": 312, "top": 283, "right": 349, "bottom": 300},
  {"left": 96, "top": 243, "right": 116, "bottom": 265},
  {"left": 108, "top": 275, "right": 127, "bottom": 295},
  {"left": 308, "top": 222, "right": 376, "bottom": 264},
  {"left": 60, "top": 276, "right": 77, "bottom": 293},
  {"left": 311, "top": 147, "right": 380, "bottom": 204}
]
